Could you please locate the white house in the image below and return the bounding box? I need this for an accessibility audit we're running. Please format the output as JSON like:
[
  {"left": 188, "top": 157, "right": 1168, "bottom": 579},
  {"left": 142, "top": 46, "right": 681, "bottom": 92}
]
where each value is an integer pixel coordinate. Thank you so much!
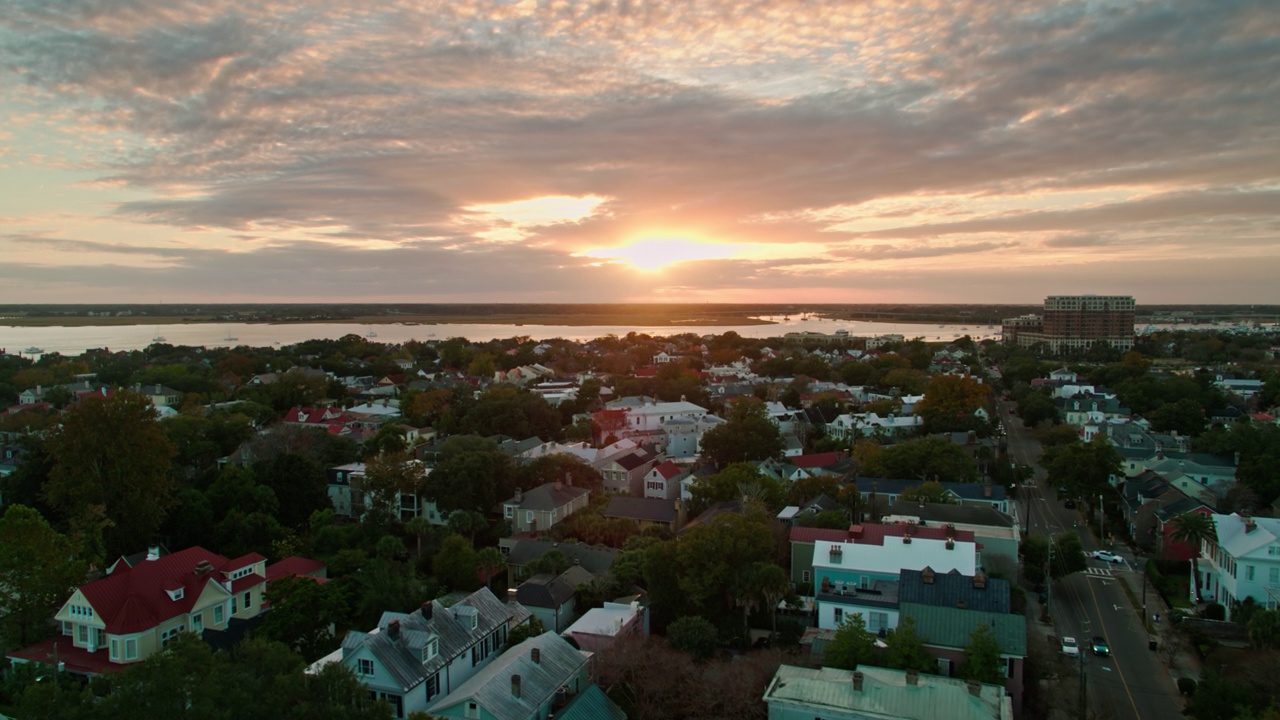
[{"left": 1197, "top": 513, "right": 1280, "bottom": 619}]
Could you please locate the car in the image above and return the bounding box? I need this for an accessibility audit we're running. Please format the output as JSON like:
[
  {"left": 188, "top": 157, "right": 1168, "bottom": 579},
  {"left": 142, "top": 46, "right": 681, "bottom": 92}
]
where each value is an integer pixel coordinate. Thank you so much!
[
  {"left": 1008, "top": 408, "right": 1016, "bottom": 414},
  {"left": 1061, "top": 636, "right": 1079, "bottom": 657},
  {"left": 1064, "top": 499, "right": 1076, "bottom": 509},
  {"left": 1091, "top": 636, "right": 1110, "bottom": 656},
  {"left": 1091, "top": 550, "right": 1124, "bottom": 564}
]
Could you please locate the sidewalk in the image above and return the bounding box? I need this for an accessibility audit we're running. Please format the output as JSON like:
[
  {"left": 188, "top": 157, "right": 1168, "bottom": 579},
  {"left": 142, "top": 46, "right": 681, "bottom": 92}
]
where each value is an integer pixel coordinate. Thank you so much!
[{"left": 1116, "top": 554, "right": 1203, "bottom": 686}]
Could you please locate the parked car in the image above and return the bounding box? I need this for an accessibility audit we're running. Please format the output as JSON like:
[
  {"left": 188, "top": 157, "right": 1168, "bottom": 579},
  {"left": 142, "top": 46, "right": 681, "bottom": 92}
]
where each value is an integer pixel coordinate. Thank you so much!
[
  {"left": 1061, "top": 636, "right": 1079, "bottom": 657},
  {"left": 1091, "top": 636, "right": 1110, "bottom": 656},
  {"left": 1091, "top": 550, "right": 1124, "bottom": 564}
]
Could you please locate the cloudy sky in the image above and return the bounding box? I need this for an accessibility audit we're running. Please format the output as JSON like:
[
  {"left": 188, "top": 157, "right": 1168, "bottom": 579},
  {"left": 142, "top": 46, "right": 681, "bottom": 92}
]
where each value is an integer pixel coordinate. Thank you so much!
[{"left": 1, "top": 0, "right": 1277, "bottom": 304}]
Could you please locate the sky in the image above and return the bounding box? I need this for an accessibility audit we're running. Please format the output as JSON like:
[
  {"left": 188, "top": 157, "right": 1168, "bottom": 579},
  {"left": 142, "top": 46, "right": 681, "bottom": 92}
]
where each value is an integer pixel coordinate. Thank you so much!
[{"left": 1, "top": 0, "right": 1278, "bottom": 305}]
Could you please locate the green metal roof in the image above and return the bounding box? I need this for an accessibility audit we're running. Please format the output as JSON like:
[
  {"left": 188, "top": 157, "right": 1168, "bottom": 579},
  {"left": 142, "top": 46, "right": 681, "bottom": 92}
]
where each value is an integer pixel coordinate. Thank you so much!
[
  {"left": 899, "top": 602, "right": 1027, "bottom": 656},
  {"left": 555, "top": 684, "right": 627, "bottom": 720}
]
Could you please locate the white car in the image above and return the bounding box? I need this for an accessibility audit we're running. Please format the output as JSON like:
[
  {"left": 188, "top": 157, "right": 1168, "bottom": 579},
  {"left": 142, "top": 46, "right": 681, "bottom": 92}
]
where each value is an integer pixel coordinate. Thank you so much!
[
  {"left": 1061, "top": 636, "right": 1079, "bottom": 657},
  {"left": 1091, "top": 550, "right": 1124, "bottom": 564}
]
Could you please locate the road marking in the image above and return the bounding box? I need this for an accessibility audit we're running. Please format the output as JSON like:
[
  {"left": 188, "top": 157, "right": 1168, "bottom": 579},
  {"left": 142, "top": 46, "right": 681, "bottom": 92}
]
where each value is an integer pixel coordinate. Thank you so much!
[
  {"left": 1085, "top": 567, "right": 1114, "bottom": 577},
  {"left": 1114, "top": 604, "right": 1123, "bottom": 611},
  {"left": 1084, "top": 573, "right": 1143, "bottom": 719}
]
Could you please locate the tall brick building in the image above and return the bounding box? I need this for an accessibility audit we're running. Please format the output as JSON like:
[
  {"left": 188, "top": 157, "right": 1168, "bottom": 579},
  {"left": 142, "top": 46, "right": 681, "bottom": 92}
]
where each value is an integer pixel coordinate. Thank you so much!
[{"left": 1002, "top": 295, "right": 1135, "bottom": 353}]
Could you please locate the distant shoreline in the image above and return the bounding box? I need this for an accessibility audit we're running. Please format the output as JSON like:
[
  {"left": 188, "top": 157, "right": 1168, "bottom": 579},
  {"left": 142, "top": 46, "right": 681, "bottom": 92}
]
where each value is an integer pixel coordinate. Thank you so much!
[{"left": 0, "top": 312, "right": 784, "bottom": 329}]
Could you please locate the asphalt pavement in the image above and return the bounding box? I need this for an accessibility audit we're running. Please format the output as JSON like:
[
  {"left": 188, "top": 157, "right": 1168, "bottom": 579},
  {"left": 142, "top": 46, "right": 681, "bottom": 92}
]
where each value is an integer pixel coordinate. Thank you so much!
[{"left": 1002, "top": 401, "right": 1193, "bottom": 720}]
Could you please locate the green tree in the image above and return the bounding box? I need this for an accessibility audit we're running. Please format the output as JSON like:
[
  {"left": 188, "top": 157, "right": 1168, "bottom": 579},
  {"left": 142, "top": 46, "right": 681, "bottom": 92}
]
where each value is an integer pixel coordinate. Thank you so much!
[
  {"left": 1022, "top": 532, "right": 1087, "bottom": 587},
  {"left": 1015, "top": 391, "right": 1058, "bottom": 427},
  {"left": 0, "top": 505, "right": 87, "bottom": 647},
  {"left": 460, "top": 385, "right": 560, "bottom": 440},
  {"left": 733, "top": 561, "right": 791, "bottom": 635},
  {"left": 1247, "top": 609, "right": 1280, "bottom": 650},
  {"left": 884, "top": 616, "right": 935, "bottom": 673},
  {"left": 1171, "top": 512, "right": 1217, "bottom": 603},
  {"left": 505, "top": 616, "right": 546, "bottom": 650},
  {"left": 1044, "top": 437, "right": 1122, "bottom": 500},
  {"left": 675, "top": 513, "right": 777, "bottom": 627},
  {"left": 44, "top": 391, "right": 176, "bottom": 558},
  {"left": 1148, "top": 397, "right": 1208, "bottom": 436},
  {"left": 963, "top": 624, "right": 1004, "bottom": 684},
  {"left": 900, "top": 481, "right": 956, "bottom": 505},
  {"left": 825, "top": 613, "right": 876, "bottom": 670},
  {"left": 699, "top": 399, "right": 784, "bottom": 467},
  {"left": 422, "top": 436, "right": 516, "bottom": 515},
  {"left": 254, "top": 453, "right": 327, "bottom": 529},
  {"left": 475, "top": 546, "right": 505, "bottom": 591},
  {"left": 446, "top": 510, "right": 489, "bottom": 545},
  {"left": 518, "top": 454, "right": 603, "bottom": 494},
  {"left": 860, "top": 436, "right": 980, "bottom": 483},
  {"left": 667, "top": 615, "right": 720, "bottom": 660},
  {"left": 433, "top": 535, "right": 480, "bottom": 592},
  {"left": 256, "top": 576, "right": 348, "bottom": 662},
  {"left": 359, "top": 451, "right": 425, "bottom": 524},
  {"left": 687, "top": 463, "right": 786, "bottom": 516}
]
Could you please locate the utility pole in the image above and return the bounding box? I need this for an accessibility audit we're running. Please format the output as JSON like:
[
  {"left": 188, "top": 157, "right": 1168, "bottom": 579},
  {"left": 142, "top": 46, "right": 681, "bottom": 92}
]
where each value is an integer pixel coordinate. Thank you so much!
[
  {"left": 1079, "top": 620, "right": 1090, "bottom": 719},
  {"left": 1099, "top": 493, "right": 1105, "bottom": 541},
  {"left": 1046, "top": 537, "right": 1053, "bottom": 621}
]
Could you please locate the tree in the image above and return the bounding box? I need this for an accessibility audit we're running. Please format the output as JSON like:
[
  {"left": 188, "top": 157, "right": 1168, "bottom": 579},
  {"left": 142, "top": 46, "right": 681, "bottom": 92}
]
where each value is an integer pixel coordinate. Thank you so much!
[
  {"left": 422, "top": 436, "right": 516, "bottom": 515},
  {"left": 963, "top": 624, "right": 1004, "bottom": 684},
  {"left": 475, "top": 547, "right": 505, "bottom": 591},
  {"left": 433, "top": 535, "right": 480, "bottom": 592},
  {"left": 825, "top": 613, "right": 876, "bottom": 670},
  {"left": 788, "top": 475, "right": 841, "bottom": 506},
  {"left": 859, "top": 436, "right": 980, "bottom": 483},
  {"left": 1171, "top": 512, "right": 1217, "bottom": 603},
  {"left": 254, "top": 453, "right": 327, "bottom": 529},
  {"left": 884, "top": 616, "right": 935, "bottom": 673},
  {"left": 1022, "top": 532, "right": 1087, "bottom": 587},
  {"left": 916, "top": 375, "right": 992, "bottom": 434},
  {"left": 360, "top": 451, "right": 425, "bottom": 524},
  {"left": 44, "top": 392, "right": 176, "bottom": 557},
  {"left": 732, "top": 561, "right": 790, "bottom": 635},
  {"left": 675, "top": 512, "right": 777, "bottom": 629},
  {"left": 505, "top": 615, "right": 546, "bottom": 650},
  {"left": 460, "top": 386, "right": 560, "bottom": 440},
  {"left": 1247, "top": 609, "right": 1280, "bottom": 650},
  {"left": 1015, "top": 391, "right": 1058, "bottom": 427},
  {"left": 900, "top": 481, "right": 955, "bottom": 505},
  {"left": 446, "top": 510, "right": 489, "bottom": 545},
  {"left": 0, "top": 505, "right": 87, "bottom": 648},
  {"left": 686, "top": 463, "right": 786, "bottom": 516},
  {"left": 256, "top": 576, "right": 348, "bottom": 662},
  {"left": 1043, "top": 437, "right": 1122, "bottom": 500},
  {"left": 667, "top": 616, "right": 719, "bottom": 660},
  {"left": 698, "top": 399, "right": 784, "bottom": 467},
  {"left": 518, "top": 454, "right": 603, "bottom": 494}
]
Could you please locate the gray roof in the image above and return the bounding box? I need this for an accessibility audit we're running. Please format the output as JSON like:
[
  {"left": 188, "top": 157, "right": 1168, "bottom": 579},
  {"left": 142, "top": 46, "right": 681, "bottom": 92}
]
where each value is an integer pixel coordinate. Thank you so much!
[
  {"left": 898, "top": 569, "right": 1011, "bottom": 613},
  {"left": 341, "top": 587, "right": 531, "bottom": 693},
  {"left": 515, "top": 566, "right": 595, "bottom": 610},
  {"left": 505, "top": 540, "right": 619, "bottom": 575},
  {"left": 764, "top": 664, "right": 1009, "bottom": 720},
  {"left": 883, "top": 501, "right": 1014, "bottom": 528},
  {"left": 603, "top": 496, "right": 679, "bottom": 524},
  {"left": 427, "top": 632, "right": 590, "bottom": 720},
  {"left": 817, "top": 579, "right": 899, "bottom": 610},
  {"left": 901, "top": 602, "right": 1027, "bottom": 656},
  {"left": 613, "top": 451, "right": 654, "bottom": 471},
  {"left": 553, "top": 684, "right": 628, "bottom": 720},
  {"left": 506, "top": 482, "right": 590, "bottom": 511}
]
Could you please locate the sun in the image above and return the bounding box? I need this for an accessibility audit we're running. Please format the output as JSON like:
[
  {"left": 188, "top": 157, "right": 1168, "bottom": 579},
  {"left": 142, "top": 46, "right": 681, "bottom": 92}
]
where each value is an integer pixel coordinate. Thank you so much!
[{"left": 575, "top": 235, "right": 744, "bottom": 272}]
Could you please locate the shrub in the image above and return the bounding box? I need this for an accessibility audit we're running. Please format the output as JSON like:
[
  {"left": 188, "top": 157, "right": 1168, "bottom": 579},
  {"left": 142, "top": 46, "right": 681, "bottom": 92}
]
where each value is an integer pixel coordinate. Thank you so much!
[
  {"left": 1177, "top": 677, "right": 1197, "bottom": 696},
  {"left": 668, "top": 615, "right": 720, "bottom": 660},
  {"left": 1200, "top": 603, "right": 1227, "bottom": 621}
]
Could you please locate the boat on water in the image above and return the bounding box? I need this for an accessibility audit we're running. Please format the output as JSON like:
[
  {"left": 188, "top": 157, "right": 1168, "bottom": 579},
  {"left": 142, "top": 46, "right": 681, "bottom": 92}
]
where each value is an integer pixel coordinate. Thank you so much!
[
  {"left": 152, "top": 336, "right": 167, "bottom": 343},
  {"left": 224, "top": 336, "right": 239, "bottom": 342},
  {"left": 366, "top": 331, "right": 378, "bottom": 338},
  {"left": 23, "top": 346, "right": 44, "bottom": 354}
]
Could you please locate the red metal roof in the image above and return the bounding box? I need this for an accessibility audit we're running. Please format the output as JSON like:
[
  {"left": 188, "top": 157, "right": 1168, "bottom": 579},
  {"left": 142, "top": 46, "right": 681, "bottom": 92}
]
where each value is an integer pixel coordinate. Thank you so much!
[
  {"left": 266, "top": 556, "right": 326, "bottom": 583},
  {"left": 651, "top": 460, "right": 682, "bottom": 480},
  {"left": 7, "top": 636, "right": 125, "bottom": 676},
  {"left": 789, "top": 527, "right": 851, "bottom": 544},
  {"left": 788, "top": 522, "right": 976, "bottom": 545},
  {"left": 791, "top": 452, "right": 847, "bottom": 469},
  {"left": 77, "top": 547, "right": 257, "bottom": 635}
]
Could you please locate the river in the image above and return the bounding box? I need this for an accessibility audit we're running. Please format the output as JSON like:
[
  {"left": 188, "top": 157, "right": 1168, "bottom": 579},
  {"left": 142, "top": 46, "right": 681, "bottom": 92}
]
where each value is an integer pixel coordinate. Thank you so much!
[{"left": 1, "top": 315, "right": 1002, "bottom": 357}]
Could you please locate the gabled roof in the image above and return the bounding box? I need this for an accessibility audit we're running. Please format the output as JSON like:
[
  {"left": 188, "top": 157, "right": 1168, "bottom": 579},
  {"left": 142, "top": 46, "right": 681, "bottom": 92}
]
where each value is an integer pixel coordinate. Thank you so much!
[
  {"left": 883, "top": 502, "right": 1015, "bottom": 528},
  {"left": 763, "top": 664, "right": 1009, "bottom": 720},
  {"left": 553, "top": 684, "right": 628, "bottom": 720},
  {"left": 791, "top": 452, "right": 848, "bottom": 469},
  {"left": 505, "top": 541, "right": 619, "bottom": 575},
  {"left": 650, "top": 459, "right": 683, "bottom": 480},
  {"left": 612, "top": 451, "right": 654, "bottom": 471},
  {"left": 515, "top": 566, "right": 595, "bottom": 610},
  {"left": 343, "top": 587, "right": 531, "bottom": 693},
  {"left": 78, "top": 547, "right": 250, "bottom": 635},
  {"left": 900, "top": 602, "right": 1027, "bottom": 656},
  {"left": 1154, "top": 498, "right": 1210, "bottom": 523},
  {"left": 427, "top": 632, "right": 591, "bottom": 720},
  {"left": 506, "top": 482, "right": 590, "bottom": 511},
  {"left": 898, "top": 569, "right": 1011, "bottom": 613},
  {"left": 603, "top": 496, "right": 679, "bottom": 524},
  {"left": 1214, "top": 513, "right": 1280, "bottom": 559}
]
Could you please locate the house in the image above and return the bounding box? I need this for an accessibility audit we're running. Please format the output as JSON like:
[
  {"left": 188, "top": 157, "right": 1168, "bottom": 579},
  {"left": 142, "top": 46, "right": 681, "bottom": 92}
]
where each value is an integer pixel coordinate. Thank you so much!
[
  {"left": 1196, "top": 513, "right": 1280, "bottom": 619},
  {"left": 811, "top": 523, "right": 978, "bottom": 631},
  {"left": 328, "top": 461, "right": 449, "bottom": 525},
  {"left": 502, "top": 481, "right": 592, "bottom": 534},
  {"left": 880, "top": 502, "right": 1021, "bottom": 570},
  {"left": 321, "top": 588, "right": 532, "bottom": 719},
  {"left": 900, "top": 602, "right": 1027, "bottom": 712},
  {"left": 898, "top": 568, "right": 1010, "bottom": 613},
  {"left": 560, "top": 599, "right": 646, "bottom": 653},
  {"left": 426, "top": 631, "right": 625, "bottom": 720},
  {"left": 1153, "top": 501, "right": 1214, "bottom": 562},
  {"left": 762, "top": 665, "right": 1013, "bottom": 720},
  {"left": 595, "top": 448, "right": 659, "bottom": 496},
  {"left": 7, "top": 546, "right": 267, "bottom": 676},
  {"left": 499, "top": 540, "right": 619, "bottom": 584},
  {"left": 132, "top": 383, "right": 182, "bottom": 408},
  {"left": 642, "top": 460, "right": 689, "bottom": 500},
  {"left": 284, "top": 406, "right": 358, "bottom": 434},
  {"left": 602, "top": 496, "right": 685, "bottom": 532},
  {"left": 828, "top": 412, "right": 923, "bottom": 441},
  {"left": 514, "top": 566, "right": 595, "bottom": 633},
  {"left": 593, "top": 397, "right": 711, "bottom": 445}
]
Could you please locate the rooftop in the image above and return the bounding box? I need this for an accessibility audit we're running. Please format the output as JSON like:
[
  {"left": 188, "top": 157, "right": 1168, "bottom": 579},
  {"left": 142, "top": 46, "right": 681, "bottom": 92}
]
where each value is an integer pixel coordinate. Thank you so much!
[{"left": 763, "top": 664, "right": 1012, "bottom": 720}]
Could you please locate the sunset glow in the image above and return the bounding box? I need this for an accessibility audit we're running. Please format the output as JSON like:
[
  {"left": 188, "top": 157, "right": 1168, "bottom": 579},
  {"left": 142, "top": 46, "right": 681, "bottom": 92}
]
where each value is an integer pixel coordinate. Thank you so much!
[{"left": 576, "top": 237, "right": 745, "bottom": 271}]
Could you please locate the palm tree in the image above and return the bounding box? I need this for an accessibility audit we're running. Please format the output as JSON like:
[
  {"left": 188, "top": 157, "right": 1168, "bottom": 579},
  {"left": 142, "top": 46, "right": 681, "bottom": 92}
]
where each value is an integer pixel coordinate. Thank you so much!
[
  {"left": 1170, "top": 512, "right": 1217, "bottom": 603},
  {"left": 404, "top": 516, "right": 433, "bottom": 558}
]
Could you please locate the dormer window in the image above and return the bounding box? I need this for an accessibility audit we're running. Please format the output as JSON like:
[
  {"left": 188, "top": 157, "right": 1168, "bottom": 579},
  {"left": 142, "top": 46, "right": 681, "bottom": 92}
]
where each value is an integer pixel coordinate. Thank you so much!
[
  {"left": 422, "top": 638, "right": 439, "bottom": 662},
  {"left": 166, "top": 587, "right": 185, "bottom": 601}
]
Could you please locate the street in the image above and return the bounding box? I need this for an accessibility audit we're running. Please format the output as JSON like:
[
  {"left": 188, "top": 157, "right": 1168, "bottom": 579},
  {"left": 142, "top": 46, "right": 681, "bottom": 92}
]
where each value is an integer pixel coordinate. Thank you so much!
[{"left": 1002, "top": 400, "right": 1184, "bottom": 720}]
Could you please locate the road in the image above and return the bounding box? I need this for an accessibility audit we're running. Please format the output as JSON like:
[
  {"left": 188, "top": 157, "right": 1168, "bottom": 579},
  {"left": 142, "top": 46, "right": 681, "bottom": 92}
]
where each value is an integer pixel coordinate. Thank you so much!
[{"left": 1001, "top": 400, "right": 1184, "bottom": 720}]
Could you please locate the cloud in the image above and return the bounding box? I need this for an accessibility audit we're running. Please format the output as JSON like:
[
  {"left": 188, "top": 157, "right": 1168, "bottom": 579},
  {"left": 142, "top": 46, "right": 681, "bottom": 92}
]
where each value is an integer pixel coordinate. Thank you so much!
[{"left": 0, "top": 0, "right": 1277, "bottom": 302}]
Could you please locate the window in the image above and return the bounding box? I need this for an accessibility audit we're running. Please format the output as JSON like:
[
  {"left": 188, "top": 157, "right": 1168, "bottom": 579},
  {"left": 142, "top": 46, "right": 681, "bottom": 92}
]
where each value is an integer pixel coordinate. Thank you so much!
[
  {"left": 1270, "top": 546, "right": 1280, "bottom": 557},
  {"left": 231, "top": 596, "right": 238, "bottom": 614},
  {"left": 525, "top": 511, "right": 533, "bottom": 524},
  {"left": 243, "top": 591, "right": 252, "bottom": 611},
  {"left": 78, "top": 625, "right": 88, "bottom": 644},
  {"left": 62, "top": 621, "right": 72, "bottom": 636},
  {"left": 213, "top": 605, "right": 225, "bottom": 625},
  {"left": 358, "top": 658, "right": 375, "bottom": 676},
  {"left": 161, "top": 625, "right": 186, "bottom": 647},
  {"left": 802, "top": 571, "right": 810, "bottom": 583},
  {"left": 466, "top": 701, "right": 479, "bottom": 719},
  {"left": 1247, "top": 566, "right": 1256, "bottom": 581},
  {"left": 1006, "top": 657, "right": 1016, "bottom": 678},
  {"left": 125, "top": 638, "right": 138, "bottom": 660},
  {"left": 504, "top": 505, "right": 513, "bottom": 519},
  {"left": 1270, "top": 567, "right": 1279, "bottom": 584},
  {"left": 110, "top": 638, "right": 120, "bottom": 660},
  {"left": 869, "top": 612, "right": 889, "bottom": 633},
  {"left": 425, "top": 673, "right": 440, "bottom": 701},
  {"left": 833, "top": 608, "right": 843, "bottom": 624},
  {"left": 192, "top": 613, "right": 204, "bottom": 633}
]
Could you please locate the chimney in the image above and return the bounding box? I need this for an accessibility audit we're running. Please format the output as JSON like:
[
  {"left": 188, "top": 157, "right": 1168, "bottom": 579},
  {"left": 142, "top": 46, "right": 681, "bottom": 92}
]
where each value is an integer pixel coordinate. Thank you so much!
[
  {"left": 903, "top": 533, "right": 912, "bottom": 544},
  {"left": 918, "top": 497, "right": 925, "bottom": 508},
  {"left": 421, "top": 602, "right": 434, "bottom": 621},
  {"left": 973, "top": 572, "right": 987, "bottom": 590},
  {"left": 531, "top": 647, "right": 541, "bottom": 665},
  {"left": 967, "top": 679, "right": 983, "bottom": 697},
  {"left": 946, "top": 539, "right": 955, "bottom": 550},
  {"left": 388, "top": 619, "right": 401, "bottom": 641},
  {"left": 852, "top": 671, "right": 864, "bottom": 692},
  {"left": 514, "top": 487, "right": 523, "bottom": 503},
  {"left": 922, "top": 567, "right": 934, "bottom": 584},
  {"left": 506, "top": 588, "right": 518, "bottom": 603},
  {"left": 1244, "top": 512, "right": 1257, "bottom": 533},
  {"left": 511, "top": 675, "right": 522, "bottom": 699},
  {"left": 906, "top": 669, "right": 919, "bottom": 686},
  {"left": 983, "top": 482, "right": 993, "bottom": 498}
]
